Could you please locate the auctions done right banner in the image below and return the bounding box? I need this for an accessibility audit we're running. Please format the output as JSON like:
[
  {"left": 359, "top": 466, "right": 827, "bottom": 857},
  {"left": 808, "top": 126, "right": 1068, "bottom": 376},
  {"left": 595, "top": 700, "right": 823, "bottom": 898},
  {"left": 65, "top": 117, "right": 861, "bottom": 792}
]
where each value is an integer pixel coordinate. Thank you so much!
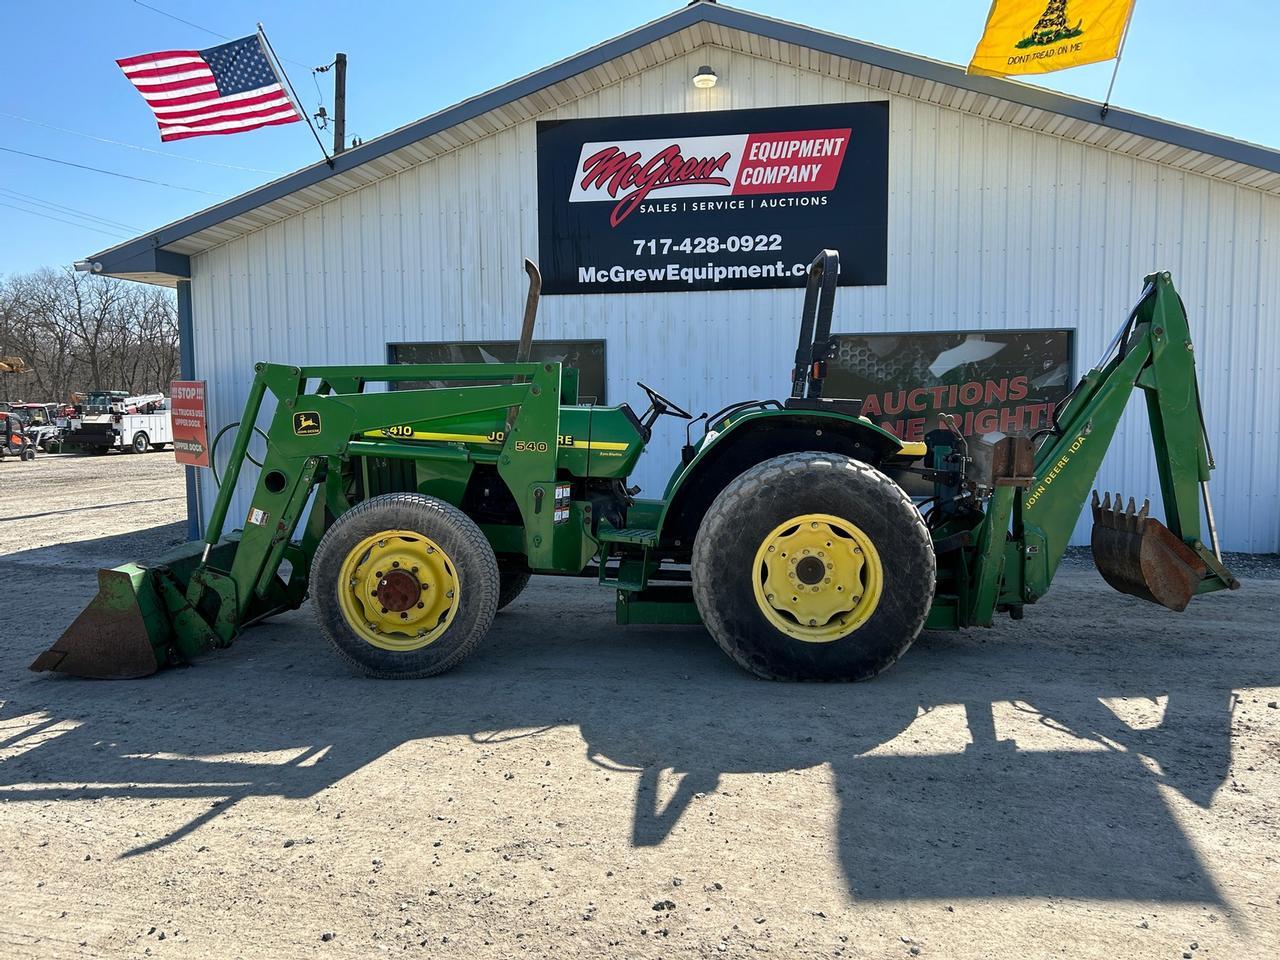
[{"left": 823, "top": 329, "right": 1075, "bottom": 445}]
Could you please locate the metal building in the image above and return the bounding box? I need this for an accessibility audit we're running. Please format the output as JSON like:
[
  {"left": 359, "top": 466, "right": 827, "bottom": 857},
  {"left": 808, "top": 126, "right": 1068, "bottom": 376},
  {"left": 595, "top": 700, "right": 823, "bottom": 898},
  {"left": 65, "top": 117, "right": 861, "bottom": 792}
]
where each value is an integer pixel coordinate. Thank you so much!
[{"left": 87, "top": 2, "right": 1280, "bottom": 551}]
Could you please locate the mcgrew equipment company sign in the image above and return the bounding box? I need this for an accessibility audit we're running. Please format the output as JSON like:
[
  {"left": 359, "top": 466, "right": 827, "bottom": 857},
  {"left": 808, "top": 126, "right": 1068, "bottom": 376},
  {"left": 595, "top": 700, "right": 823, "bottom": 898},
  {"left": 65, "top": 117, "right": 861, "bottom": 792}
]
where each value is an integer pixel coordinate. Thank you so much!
[{"left": 536, "top": 102, "right": 889, "bottom": 294}]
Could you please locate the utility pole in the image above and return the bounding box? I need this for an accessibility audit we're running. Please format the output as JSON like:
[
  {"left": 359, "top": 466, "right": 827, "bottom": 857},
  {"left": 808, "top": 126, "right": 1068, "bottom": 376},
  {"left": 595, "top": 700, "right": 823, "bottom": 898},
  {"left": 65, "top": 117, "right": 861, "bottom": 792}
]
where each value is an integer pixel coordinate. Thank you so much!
[{"left": 333, "top": 53, "right": 347, "bottom": 155}]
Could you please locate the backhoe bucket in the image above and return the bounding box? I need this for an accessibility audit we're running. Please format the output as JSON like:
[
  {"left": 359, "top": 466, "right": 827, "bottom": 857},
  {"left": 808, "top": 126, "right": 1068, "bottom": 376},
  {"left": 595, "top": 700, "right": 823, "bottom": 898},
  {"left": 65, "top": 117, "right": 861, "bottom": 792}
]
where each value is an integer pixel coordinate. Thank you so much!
[
  {"left": 1090, "top": 491, "right": 1207, "bottom": 612},
  {"left": 30, "top": 564, "right": 169, "bottom": 679}
]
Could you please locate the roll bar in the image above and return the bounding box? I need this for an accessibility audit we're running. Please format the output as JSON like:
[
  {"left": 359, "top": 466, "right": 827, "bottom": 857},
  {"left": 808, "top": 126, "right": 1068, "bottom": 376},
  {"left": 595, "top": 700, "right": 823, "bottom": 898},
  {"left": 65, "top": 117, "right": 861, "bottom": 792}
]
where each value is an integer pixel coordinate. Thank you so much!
[{"left": 790, "top": 249, "right": 840, "bottom": 399}]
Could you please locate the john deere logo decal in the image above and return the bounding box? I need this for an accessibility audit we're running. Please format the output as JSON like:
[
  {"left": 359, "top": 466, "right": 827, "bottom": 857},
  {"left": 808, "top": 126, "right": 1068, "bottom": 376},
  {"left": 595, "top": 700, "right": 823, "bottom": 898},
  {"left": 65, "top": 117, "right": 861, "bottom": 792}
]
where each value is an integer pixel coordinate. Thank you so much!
[
  {"left": 1018, "top": 1, "right": 1083, "bottom": 48},
  {"left": 293, "top": 412, "right": 321, "bottom": 436}
]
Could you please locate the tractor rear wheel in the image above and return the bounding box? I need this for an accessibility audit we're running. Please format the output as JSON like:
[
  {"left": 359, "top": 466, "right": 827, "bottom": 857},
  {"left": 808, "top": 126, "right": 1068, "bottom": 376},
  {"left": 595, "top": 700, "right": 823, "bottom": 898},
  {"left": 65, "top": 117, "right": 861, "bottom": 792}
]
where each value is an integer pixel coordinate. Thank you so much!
[
  {"left": 497, "top": 568, "right": 532, "bottom": 611},
  {"left": 312, "top": 493, "right": 500, "bottom": 678},
  {"left": 691, "top": 452, "right": 935, "bottom": 681}
]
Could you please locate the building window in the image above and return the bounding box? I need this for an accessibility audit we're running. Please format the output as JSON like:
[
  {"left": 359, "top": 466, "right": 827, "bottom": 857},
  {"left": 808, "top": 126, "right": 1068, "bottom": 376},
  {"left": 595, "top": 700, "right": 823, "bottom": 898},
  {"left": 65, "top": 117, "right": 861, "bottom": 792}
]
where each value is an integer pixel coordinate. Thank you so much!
[{"left": 387, "top": 339, "right": 608, "bottom": 403}]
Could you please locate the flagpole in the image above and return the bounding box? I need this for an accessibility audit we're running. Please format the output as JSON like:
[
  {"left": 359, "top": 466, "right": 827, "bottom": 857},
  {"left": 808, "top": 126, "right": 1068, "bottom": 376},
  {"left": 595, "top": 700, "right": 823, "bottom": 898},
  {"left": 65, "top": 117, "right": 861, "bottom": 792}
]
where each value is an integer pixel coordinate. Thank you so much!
[
  {"left": 257, "top": 23, "right": 333, "bottom": 168},
  {"left": 1100, "top": 1, "right": 1137, "bottom": 120}
]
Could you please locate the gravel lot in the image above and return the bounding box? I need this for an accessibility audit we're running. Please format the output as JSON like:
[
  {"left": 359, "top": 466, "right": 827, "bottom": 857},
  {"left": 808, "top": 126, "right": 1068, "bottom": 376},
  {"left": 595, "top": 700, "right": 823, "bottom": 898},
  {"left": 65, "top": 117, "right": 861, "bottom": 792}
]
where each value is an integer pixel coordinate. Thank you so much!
[{"left": 1, "top": 453, "right": 1277, "bottom": 959}]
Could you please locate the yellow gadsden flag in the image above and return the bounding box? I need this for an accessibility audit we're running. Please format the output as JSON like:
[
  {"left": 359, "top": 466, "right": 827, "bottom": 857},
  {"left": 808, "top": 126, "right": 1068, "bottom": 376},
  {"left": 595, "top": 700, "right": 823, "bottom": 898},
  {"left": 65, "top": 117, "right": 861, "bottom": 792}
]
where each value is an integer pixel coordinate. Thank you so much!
[{"left": 968, "top": 0, "right": 1136, "bottom": 77}]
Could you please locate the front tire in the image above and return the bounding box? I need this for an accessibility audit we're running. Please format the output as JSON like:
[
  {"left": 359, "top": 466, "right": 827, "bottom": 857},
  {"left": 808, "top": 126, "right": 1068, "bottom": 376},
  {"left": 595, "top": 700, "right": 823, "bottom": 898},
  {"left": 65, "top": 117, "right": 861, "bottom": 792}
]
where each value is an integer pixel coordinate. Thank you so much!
[
  {"left": 312, "top": 493, "right": 500, "bottom": 678},
  {"left": 691, "top": 452, "right": 935, "bottom": 681},
  {"left": 496, "top": 568, "right": 532, "bottom": 611}
]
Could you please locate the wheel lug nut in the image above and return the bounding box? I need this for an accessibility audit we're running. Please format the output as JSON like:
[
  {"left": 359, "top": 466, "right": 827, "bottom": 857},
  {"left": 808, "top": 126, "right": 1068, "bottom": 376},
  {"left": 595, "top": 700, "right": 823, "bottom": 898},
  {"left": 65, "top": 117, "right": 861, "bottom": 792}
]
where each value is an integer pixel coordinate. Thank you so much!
[
  {"left": 412, "top": 566, "right": 419, "bottom": 573},
  {"left": 380, "top": 607, "right": 388, "bottom": 614},
  {"left": 375, "top": 571, "right": 384, "bottom": 578},
  {"left": 392, "top": 561, "right": 400, "bottom": 568},
  {"left": 400, "top": 612, "right": 408, "bottom": 619},
  {"left": 417, "top": 601, "right": 425, "bottom": 609}
]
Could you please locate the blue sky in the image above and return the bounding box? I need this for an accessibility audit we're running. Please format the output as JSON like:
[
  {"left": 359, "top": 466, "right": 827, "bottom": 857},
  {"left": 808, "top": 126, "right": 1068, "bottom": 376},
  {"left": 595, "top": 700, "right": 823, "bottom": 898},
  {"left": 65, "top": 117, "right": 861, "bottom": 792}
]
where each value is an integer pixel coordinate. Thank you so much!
[{"left": 1, "top": 0, "right": 1275, "bottom": 276}]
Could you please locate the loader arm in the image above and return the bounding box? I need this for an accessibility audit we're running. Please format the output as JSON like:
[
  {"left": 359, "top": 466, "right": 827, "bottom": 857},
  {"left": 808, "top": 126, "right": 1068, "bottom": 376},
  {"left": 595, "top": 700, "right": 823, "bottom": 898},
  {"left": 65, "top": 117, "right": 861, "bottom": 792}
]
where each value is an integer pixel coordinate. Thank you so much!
[{"left": 33, "top": 360, "right": 564, "bottom": 678}]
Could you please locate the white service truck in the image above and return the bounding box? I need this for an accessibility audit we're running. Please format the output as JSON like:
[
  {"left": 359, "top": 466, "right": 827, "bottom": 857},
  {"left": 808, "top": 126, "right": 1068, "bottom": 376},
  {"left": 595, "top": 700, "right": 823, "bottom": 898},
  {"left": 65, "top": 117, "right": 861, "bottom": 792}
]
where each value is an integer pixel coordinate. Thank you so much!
[{"left": 68, "top": 391, "right": 173, "bottom": 454}]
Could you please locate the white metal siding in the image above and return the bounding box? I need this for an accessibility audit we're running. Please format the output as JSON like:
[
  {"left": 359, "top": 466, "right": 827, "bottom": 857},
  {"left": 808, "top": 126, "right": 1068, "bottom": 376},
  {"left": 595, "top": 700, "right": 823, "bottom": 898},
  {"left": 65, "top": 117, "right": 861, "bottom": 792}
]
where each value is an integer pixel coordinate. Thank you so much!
[{"left": 191, "top": 46, "right": 1280, "bottom": 552}]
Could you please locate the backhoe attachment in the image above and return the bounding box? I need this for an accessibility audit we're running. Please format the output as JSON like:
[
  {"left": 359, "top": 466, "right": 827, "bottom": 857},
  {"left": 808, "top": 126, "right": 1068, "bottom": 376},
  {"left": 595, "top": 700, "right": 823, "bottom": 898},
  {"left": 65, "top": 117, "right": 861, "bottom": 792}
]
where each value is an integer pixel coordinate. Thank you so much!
[{"left": 1012, "top": 270, "right": 1238, "bottom": 615}]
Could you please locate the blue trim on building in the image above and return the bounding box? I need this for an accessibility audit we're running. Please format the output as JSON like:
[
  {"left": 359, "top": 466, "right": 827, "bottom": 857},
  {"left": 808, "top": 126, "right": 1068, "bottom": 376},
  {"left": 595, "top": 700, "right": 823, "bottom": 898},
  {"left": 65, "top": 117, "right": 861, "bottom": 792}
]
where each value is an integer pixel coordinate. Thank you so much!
[{"left": 87, "top": 1, "right": 1280, "bottom": 282}]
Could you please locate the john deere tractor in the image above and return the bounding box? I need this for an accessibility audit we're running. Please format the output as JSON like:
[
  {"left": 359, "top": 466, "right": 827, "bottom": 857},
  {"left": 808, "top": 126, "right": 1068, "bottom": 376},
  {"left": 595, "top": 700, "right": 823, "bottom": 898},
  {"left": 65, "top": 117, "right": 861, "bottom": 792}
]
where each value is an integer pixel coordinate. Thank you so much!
[{"left": 33, "top": 252, "right": 1237, "bottom": 682}]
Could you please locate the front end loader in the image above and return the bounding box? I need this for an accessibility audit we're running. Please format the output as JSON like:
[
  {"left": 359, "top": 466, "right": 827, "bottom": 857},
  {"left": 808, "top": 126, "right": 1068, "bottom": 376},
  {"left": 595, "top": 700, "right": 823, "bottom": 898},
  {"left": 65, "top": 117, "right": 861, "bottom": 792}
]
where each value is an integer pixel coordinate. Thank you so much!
[{"left": 33, "top": 254, "right": 1237, "bottom": 683}]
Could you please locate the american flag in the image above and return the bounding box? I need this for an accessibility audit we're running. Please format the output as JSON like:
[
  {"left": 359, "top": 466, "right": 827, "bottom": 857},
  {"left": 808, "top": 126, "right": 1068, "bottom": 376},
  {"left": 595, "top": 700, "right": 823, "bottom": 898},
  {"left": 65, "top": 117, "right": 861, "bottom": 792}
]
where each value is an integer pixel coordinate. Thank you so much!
[{"left": 117, "top": 34, "right": 302, "bottom": 142}]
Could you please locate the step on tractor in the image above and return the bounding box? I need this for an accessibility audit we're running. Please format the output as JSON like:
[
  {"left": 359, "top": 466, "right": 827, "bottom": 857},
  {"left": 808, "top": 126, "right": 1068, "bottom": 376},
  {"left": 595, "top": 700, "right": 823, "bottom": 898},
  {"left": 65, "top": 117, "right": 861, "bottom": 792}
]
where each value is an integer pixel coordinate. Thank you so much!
[{"left": 33, "top": 252, "right": 1238, "bottom": 682}]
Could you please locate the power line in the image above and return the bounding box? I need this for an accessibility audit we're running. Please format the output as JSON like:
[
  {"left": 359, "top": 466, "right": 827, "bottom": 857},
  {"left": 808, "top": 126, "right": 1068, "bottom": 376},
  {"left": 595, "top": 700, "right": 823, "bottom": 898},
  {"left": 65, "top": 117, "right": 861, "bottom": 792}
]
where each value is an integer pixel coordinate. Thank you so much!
[
  {"left": 0, "top": 201, "right": 131, "bottom": 240},
  {"left": 0, "top": 145, "right": 219, "bottom": 196},
  {"left": 0, "top": 113, "right": 283, "bottom": 175},
  {"left": 0, "top": 187, "right": 141, "bottom": 232},
  {"left": 129, "top": 0, "right": 311, "bottom": 69},
  {"left": 130, "top": 0, "right": 227, "bottom": 40}
]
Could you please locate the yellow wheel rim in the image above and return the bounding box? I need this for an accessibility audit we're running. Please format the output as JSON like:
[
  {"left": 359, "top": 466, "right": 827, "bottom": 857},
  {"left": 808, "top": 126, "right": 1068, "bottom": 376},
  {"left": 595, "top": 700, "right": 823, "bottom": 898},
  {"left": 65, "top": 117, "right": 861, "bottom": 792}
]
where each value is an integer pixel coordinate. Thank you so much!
[
  {"left": 336, "top": 529, "right": 459, "bottom": 651},
  {"left": 751, "top": 513, "right": 883, "bottom": 643}
]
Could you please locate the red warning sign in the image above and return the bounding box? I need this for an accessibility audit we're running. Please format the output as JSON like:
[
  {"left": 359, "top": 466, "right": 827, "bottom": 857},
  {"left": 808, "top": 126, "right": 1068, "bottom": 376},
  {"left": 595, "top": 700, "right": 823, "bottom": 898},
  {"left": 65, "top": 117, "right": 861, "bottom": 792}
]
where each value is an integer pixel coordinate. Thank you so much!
[{"left": 170, "top": 379, "right": 210, "bottom": 468}]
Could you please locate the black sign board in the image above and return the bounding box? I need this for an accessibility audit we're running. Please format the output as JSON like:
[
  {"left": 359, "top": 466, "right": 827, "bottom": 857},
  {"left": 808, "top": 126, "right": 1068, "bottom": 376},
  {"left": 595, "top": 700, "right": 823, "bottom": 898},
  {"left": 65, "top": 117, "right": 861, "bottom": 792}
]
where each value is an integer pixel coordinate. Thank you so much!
[
  {"left": 826, "top": 328, "right": 1075, "bottom": 443},
  {"left": 536, "top": 101, "right": 889, "bottom": 294}
]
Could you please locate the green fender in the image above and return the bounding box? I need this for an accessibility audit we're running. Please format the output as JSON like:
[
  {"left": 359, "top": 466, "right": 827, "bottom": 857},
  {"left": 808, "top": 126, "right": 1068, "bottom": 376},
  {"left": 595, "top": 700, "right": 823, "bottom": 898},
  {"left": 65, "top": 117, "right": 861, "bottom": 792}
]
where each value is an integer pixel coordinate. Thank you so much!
[{"left": 651, "top": 406, "right": 924, "bottom": 550}]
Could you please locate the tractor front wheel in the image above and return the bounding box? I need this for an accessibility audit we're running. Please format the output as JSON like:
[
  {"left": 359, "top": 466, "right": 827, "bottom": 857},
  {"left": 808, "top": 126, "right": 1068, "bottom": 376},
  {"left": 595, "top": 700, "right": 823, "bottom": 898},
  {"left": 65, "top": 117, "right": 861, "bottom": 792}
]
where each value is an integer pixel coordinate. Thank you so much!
[
  {"left": 691, "top": 452, "right": 935, "bottom": 681},
  {"left": 312, "top": 493, "right": 500, "bottom": 678},
  {"left": 497, "top": 568, "right": 532, "bottom": 611}
]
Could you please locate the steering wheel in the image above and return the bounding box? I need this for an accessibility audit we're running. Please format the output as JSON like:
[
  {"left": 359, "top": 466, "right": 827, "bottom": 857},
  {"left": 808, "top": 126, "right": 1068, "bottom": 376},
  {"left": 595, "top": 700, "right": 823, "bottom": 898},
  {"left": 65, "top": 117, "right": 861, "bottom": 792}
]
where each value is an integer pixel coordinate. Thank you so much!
[{"left": 637, "top": 381, "right": 693, "bottom": 421}]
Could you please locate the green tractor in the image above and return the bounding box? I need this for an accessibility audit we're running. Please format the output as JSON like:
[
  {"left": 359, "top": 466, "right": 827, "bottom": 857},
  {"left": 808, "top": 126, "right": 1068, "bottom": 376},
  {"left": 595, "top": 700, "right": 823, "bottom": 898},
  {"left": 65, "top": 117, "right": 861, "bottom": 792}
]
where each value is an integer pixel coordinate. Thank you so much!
[{"left": 33, "top": 252, "right": 1237, "bottom": 682}]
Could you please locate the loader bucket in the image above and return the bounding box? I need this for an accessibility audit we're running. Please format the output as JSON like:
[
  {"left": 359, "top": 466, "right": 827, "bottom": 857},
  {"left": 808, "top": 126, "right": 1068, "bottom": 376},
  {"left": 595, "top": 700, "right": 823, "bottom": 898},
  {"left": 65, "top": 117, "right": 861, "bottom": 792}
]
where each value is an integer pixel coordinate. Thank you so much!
[
  {"left": 30, "top": 565, "right": 168, "bottom": 679},
  {"left": 1090, "top": 491, "right": 1207, "bottom": 612}
]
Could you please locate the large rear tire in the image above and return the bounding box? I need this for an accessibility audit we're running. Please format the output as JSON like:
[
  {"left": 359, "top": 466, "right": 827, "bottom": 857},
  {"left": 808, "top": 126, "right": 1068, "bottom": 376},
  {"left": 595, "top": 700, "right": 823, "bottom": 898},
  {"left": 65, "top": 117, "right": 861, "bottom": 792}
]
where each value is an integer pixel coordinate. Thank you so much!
[
  {"left": 131, "top": 432, "right": 150, "bottom": 454},
  {"left": 311, "top": 493, "right": 499, "bottom": 678},
  {"left": 691, "top": 452, "right": 935, "bottom": 681}
]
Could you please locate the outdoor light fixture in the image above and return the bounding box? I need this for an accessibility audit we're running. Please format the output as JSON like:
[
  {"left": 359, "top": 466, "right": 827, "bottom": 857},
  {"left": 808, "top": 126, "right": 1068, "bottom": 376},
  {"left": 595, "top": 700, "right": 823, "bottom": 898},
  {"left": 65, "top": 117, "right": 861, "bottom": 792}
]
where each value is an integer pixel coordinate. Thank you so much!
[
  {"left": 73, "top": 260, "right": 102, "bottom": 273},
  {"left": 692, "top": 65, "right": 718, "bottom": 88}
]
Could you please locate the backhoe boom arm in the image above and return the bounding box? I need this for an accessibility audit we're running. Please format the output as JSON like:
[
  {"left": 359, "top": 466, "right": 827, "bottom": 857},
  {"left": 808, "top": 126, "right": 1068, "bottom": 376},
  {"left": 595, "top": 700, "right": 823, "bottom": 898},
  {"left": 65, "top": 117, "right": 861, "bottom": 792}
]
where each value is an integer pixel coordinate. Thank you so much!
[{"left": 1012, "top": 271, "right": 1237, "bottom": 607}]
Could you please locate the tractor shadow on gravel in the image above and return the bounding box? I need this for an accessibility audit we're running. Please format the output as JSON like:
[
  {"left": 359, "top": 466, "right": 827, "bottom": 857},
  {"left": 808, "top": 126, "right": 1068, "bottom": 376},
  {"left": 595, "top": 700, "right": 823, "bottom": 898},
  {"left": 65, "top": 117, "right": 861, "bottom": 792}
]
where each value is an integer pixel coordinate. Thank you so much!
[{"left": 3, "top": 552, "right": 1271, "bottom": 904}]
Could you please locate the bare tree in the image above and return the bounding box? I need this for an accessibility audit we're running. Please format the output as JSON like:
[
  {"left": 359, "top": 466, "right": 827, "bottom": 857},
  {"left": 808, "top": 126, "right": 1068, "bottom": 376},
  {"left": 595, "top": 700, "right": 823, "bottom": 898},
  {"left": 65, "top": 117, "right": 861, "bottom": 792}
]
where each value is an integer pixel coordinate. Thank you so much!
[{"left": 0, "top": 267, "right": 178, "bottom": 405}]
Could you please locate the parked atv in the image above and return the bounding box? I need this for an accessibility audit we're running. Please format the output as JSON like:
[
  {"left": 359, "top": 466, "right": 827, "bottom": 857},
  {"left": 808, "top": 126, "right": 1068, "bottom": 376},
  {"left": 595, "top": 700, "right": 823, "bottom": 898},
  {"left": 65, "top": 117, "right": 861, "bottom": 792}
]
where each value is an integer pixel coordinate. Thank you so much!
[{"left": 0, "top": 410, "right": 36, "bottom": 462}]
